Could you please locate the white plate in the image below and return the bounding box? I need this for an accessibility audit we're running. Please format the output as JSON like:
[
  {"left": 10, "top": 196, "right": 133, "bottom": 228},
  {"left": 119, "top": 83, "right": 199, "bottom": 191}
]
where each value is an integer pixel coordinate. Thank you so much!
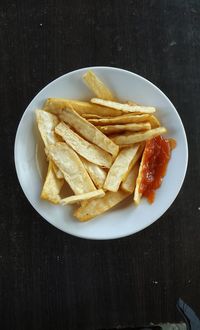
[{"left": 14, "top": 67, "right": 188, "bottom": 240}]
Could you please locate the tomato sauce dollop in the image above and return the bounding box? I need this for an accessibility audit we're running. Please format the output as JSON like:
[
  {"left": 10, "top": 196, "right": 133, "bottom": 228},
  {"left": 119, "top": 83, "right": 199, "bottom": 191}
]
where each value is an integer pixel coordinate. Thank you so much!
[{"left": 139, "top": 136, "right": 175, "bottom": 203}]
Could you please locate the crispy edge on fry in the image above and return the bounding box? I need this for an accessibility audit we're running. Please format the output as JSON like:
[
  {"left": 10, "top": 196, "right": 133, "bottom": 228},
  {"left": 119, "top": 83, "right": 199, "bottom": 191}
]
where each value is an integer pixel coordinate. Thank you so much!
[
  {"left": 148, "top": 115, "right": 161, "bottom": 128},
  {"left": 60, "top": 189, "right": 105, "bottom": 205},
  {"left": 41, "top": 161, "right": 64, "bottom": 204},
  {"left": 43, "top": 98, "right": 122, "bottom": 117},
  {"left": 122, "top": 143, "right": 144, "bottom": 181},
  {"left": 36, "top": 109, "right": 60, "bottom": 146},
  {"left": 88, "top": 113, "right": 150, "bottom": 125},
  {"left": 133, "top": 150, "right": 147, "bottom": 205},
  {"left": 81, "top": 158, "right": 107, "bottom": 189},
  {"left": 91, "top": 98, "right": 156, "bottom": 114},
  {"left": 59, "top": 106, "right": 119, "bottom": 157},
  {"left": 83, "top": 70, "right": 115, "bottom": 100},
  {"left": 127, "top": 101, "right": 138, "bottom": 106},
  {"left": 74, "top": 190, "right": 131, "bottom": 221},
  {"left": 98, "top": 122, "right": 151, "bottom": 134},
  {"left": 55, "top": 122, "right": 113, "bottom": 168},
  {"left": 51, "top": 162, "right": 64, "bottom": 179},
  {"left": 121, "top": 162, "right": 140, "bottom": 193},
  {"left": 36, "top": 109, "right": 64, "bottom": 199},
  {"left": 81, "top": 114, "right": 102, "bottom": 119},
  {"left": 111, "top": 127, "right": 167, "bottom": 145},
  {"left": 103, "top": 144, "right": 141, "bottom": 192},
  {"left": 46, "top": 142, "right": 96, "bottom": 194}
]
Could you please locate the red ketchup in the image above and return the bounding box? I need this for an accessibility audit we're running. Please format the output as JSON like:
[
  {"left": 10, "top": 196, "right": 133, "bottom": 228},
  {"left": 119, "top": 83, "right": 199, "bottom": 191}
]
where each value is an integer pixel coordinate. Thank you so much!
[{"left": 139, "top": 136, "right": 176, "bottom": 203}]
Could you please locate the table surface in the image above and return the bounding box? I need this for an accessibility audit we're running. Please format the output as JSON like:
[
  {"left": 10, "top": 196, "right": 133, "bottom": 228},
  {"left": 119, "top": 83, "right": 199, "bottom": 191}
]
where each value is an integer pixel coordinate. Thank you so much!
[{"left": 1, "top": 0, "right": 200, "bottom": 329}]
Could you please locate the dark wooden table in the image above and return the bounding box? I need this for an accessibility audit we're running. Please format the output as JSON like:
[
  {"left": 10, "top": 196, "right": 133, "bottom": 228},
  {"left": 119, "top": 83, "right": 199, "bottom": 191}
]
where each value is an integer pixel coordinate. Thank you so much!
[{"left": 1, "top": 1, "right": 200, "bottom": 329}]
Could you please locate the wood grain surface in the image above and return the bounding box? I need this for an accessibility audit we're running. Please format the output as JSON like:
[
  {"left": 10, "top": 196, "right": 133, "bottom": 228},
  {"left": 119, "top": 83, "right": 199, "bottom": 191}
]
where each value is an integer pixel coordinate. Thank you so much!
[{"left": 0, "top": 0, "right": 200, "bottom": 329}]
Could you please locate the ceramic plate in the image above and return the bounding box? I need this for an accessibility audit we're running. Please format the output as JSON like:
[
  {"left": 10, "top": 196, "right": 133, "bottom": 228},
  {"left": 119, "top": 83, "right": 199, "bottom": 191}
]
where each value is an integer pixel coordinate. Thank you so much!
[{"left": 14, "top": 67, "right": 188, "bottom": 239}]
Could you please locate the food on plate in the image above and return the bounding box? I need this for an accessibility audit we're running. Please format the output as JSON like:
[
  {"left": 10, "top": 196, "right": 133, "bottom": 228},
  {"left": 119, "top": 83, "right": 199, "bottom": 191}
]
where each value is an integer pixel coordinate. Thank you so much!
[
  {"left": 36, "top": 109, "right": 60, "bottom": 146},
  {"left": 51, "top": 162, "right": 64, "bottom": 179},
  {"left": 44, "top": 98, "right": 122, "bottom": 117},
  {"left": 83, "top": 70, "right": 115, "bottom": 101},
  {"left": 88, "top": 113, "right": 150, "bottom": 125},
  {"left": 74, "top": 190, "right": 131, "bottom": 221},
  {"left": 46, "top": 143, "right": 96, "bottom": 194},
  {"left": 127, "top": 100, "right": 139, "bottom": 106},
  {"left": 55, "top": 122, "right": 113, "bottom": 168},
  {"left": 103, "top": 144, "right": 142, "bottom": 192},
  {"left": 59, "top": 106, "right": 119, "bottom": 157},
  {"left": 91, "top": 98, "right": 156, "bottom": 114},
  {"left": 60, "top": 189, "right": 105, "bottom": 205},
  {"left": 111, "top": 127, "right": 167, "bottom": 145},
  {"left": 148, "top": 115, "right": 160, "bottom": 128},
  {"left": 134, "top": 136, "right": 174, "bottom": 204},
  {"left": 40, "top": 161, "right": 64, "bottom": 204},
  {"left": 36, "top": 109, "right": 64, "bottom": 202},
  {"left": 121, "top": 162, "right": 139, "bottom": 193},
  {"left": 81, "top": 114, "right": 102, "bottom": 119},
  {"left": 81, "top": 158, "right": 107, "bottom": 189},
  {"left": 36, "top": 70, "right": 175, "bottom": 221},
  {"left": 98, "top": 122, "right": 151, "bottom": 135}
]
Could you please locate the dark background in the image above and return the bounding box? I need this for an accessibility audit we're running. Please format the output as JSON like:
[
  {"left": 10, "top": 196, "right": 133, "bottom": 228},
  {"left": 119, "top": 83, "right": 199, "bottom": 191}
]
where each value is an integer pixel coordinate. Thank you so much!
[{"left": 0, "top": 0, "right": 200, "bottom": 329}]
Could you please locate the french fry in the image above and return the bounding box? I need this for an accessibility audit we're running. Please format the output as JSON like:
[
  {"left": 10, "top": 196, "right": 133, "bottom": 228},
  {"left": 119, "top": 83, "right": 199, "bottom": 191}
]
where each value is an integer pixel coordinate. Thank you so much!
[
  {"left": 133, "top": 153, "right": 146, "bottom": 205},
  {"left": 127, "top": 101, "right": 138, "bottom": 106},
  {"left": 118, "top": 145, "right": 134, "bottom": 149},
  {"left": 121, "top": 162, "right": 139, "bottom": 193},
  {"left": 36, "top": 109, "right": 64, "bottom": 200},
  {"left": 55, "top": 122, "right": 112, "bottom": 168},
  {"left": 91, "top": 98, "right": 156, "bottom": 114},
  {"left": 46, "top": 143, "right": 96, "bottom": 194},
  {"left": 81, "top": 158, "right": 107, "bottom": 188},
  {"left": 43, "top": 98, "right": 122, "bottom": 117},
  {"left": 36, "top": 109, "right": 60, "bottom": 146},
  {"left": 51, "top": 162, "right": 64, "bottom": 179},
  {"left": 103, "top": 144, "right": 141, "bottom": 192},
  {"left": 98, "top": 122, "right": 151, "bottom": 135},
  {"left": 74, "top": 190, "right": 131, "bottom": 221},
  {"left": 81, "top": 114, "right": 102, "bottom": 119},
  {"left": 41, "top": 161, "right": 64, "bottom": 204},
  {"left": 88, "top": 113, "right": 150, "bottom": 125},
  {"left": 148, "top": 115, "right": 161, "bottom": 128},
  {"left": 111, "top": 127, "right": 167, "bottom": 145},
  {"left": 59, "top": 106, "right": 119, "bottom": 157},
  {"left": 60, "top": 189, "right": 105, "bottom": 205},
  {"left": 83, "top": 70, "right": 115, "bottom": 100},
  {"left": 122, "top": 143, "right": 144, "bottom": 179}
]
